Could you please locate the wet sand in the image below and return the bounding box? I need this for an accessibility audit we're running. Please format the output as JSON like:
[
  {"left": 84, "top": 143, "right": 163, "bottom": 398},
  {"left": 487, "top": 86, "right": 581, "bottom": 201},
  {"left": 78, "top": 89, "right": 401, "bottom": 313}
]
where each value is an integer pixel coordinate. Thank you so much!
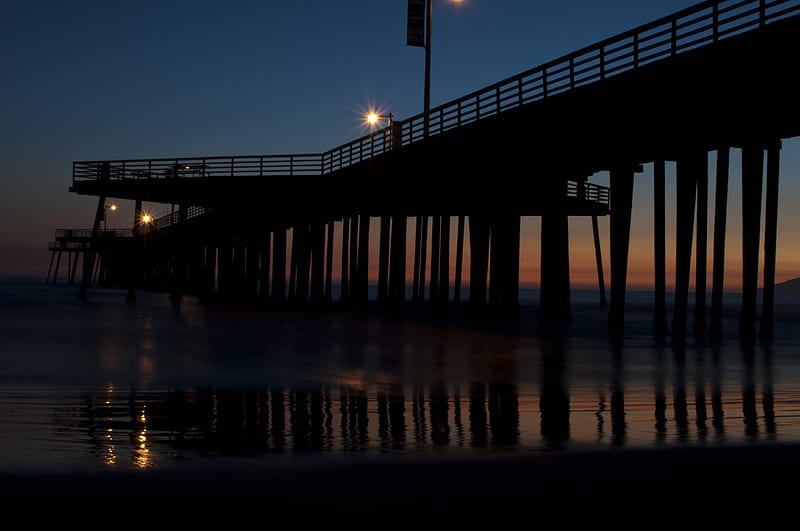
[{"left": 2, "top": 444, "right": 797, "bottom": 527}]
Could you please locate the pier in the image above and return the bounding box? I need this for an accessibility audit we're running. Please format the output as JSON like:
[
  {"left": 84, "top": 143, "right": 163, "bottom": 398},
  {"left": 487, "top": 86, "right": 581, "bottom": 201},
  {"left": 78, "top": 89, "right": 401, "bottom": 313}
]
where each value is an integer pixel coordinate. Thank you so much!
[{"left": 52, "top": 0, "right": 800, "bottom": 346}]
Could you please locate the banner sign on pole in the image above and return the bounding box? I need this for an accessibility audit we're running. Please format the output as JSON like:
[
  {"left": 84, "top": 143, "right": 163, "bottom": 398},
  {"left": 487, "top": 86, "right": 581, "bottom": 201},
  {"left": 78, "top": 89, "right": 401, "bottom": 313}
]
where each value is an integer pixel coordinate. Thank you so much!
[{"left": 407, "top": 0, "right": 425, "bottom": 47}]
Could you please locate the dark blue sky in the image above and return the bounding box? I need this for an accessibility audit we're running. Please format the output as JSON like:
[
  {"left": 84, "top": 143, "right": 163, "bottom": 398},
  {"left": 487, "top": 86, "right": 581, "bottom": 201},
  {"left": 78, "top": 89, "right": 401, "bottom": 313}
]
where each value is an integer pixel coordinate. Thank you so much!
[{"left": 3, "top": 0, "right": 799, "bottom": 282}]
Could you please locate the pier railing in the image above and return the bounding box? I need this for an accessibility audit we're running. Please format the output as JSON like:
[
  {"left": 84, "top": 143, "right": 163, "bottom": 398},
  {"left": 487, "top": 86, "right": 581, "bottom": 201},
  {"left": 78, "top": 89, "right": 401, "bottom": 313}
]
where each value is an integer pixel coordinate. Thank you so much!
[
  {"left": 56, "top": 228, "right": 134, "bottom": 239},
  {"left": 72, "top": 0, "right": 798, "bottom": 200},
  {"left": 73, "top": 154, "right": 323, "bottom": 182},
  {"left": 391, "top": 0, "right": 800, "bottom": 147},
  {"left": 152, "top": 206, "right": 211, "bottom": 230}
]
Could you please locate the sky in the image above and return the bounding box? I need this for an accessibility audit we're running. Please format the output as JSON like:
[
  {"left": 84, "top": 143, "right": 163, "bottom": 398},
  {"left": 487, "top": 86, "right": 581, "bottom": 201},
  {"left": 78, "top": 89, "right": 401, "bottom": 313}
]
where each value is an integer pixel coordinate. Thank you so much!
[{"left": 2, "top": 0, "right": 799, "bottom": 290}]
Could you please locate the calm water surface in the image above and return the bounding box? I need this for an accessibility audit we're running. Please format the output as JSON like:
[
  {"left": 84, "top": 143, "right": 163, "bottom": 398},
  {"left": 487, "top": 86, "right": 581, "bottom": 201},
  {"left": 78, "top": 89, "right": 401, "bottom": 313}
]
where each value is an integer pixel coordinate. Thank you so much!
[{"left": 2, "top": 278, "right": 799, "bottom": 473}]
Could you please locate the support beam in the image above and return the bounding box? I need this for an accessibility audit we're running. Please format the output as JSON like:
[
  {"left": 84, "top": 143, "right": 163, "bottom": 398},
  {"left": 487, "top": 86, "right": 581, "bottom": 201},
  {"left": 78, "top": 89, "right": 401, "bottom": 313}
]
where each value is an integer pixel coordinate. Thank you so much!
[
  {"left": 389, "top": 215, "right": 407, "bottom": 302},
  {"left": 232, "top": 232, "right": 247, "bottom": 300},
  {"left": 653, "top": 160, "right": 668, "bottom": 333},
  {"left": 325, "top": 220, "right": 334, "bottom": 301},
  {"left": 78, "top": 193, "right": 107, "bottom": 299},
  {"left": 127, "top": 198, "right": 144, "bottom": 302},
  {"left": 672, "top": 154, "right": 701, "bottom": 349},
  {"left": 271, "top": 228, "right": 287, "bottom": 303},
  {"left": 709, "top": 147, "right": 730, "bottom": 339},
  {"left": 218, "top": 237, "right": 234, "bottom": 299},
  {"left": 341, "top": 217, "right": 350, "bottom": 302},
  {"left": 412, "top": 216, "right": 422, "bottom": 302},
  {"left": 310, "top": 222, "right": 326, "bottom": 303},
  {"left": 418, "top": 216, "right": 429, "bottom": 302},
  {"left": 608, "top": 169, "right": 635, "bottom": 341},
  {"left": 760, "top": 141, "right": 781, "bottom": 341},
  {"left": 46, "top": 250, "right": 56, "bottom": 283},
  {"left": 740, "top": 146, "right": 764, "bottom": 345},
  {"left": 296, "top": 224, "right": 312, "bottom": 303},
  {"left": 53, "top": 250, "right": 63, "bottom": 284},
  {"left": 540, "top": 177, "right": 572, "bottom": 323},
  {"left": 468, "top": 215, "right": 491, "bottom": 306},
  {"left": 438, "top": 215, "right": 451, "bottom": 305},
  {"left": 454, "top": 215, "right": 465, "bottom": 304},
  {"left": 430, "top": 216, "right": 441, "bottom": 301},
  {"left": 350, "top": 215, "right": 360, "bottom": 300},
  {"left": 491, "top": 215, "right": 521, "bottom": 312},
  {"left": 260, "top": 231, "right": 271, "bottom": 301},
  {"left": 592, "top": 215, "right": 607, "bottom": 306},
  {"left": 378, "top": 216, "right": 391, "bottom": 303},
  {"left": 694, "top": 162, "right": 709, "bottom": 333},
  {"left": 356, "top": 214, "right": 370, "bottom": 303},
  {"left": 203, "top": 241, "right": 217, "bottom": 301}
]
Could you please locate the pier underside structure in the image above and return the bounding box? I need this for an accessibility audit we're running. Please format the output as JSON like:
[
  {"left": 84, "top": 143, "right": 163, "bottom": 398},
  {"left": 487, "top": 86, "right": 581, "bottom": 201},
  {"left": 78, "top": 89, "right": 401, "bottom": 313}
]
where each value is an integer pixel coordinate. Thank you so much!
[{"left": 54, "top": 0, "right": 800, "bottom": 346}]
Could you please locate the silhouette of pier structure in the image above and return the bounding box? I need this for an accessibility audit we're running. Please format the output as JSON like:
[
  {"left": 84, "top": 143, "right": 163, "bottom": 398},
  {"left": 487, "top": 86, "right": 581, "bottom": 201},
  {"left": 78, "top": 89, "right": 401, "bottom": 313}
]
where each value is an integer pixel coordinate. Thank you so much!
[{"left": 55, "top": 0, "right": 800, "bottom": 346}]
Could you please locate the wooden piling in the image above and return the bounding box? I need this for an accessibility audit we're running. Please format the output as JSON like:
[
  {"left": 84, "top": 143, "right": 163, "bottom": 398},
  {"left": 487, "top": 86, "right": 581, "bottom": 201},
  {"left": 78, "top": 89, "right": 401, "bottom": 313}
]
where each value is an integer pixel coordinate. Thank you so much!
[
  {"left": 438, "top": 215, "right": 451, "bottom": 305},
  {"left": 271, "top": 228, "right": 287, "bottom": 302},
  {"left": 310, "top": 222, "right": 325, "bottom": 302},
  {"left": 341, "top": 217, "right": 350, "bottom": 301},
  {"left": 541, "top": 194, "right": 571, "bottom": 323},
  {"left": 430, "top": 216, "right": 441, "bottom": 301},
  {"left": 53, "top": 250, "right": 63, "bottom": 284},
  {"left": 709, "top": 147, "right": 730, "bottom": 339},
  {"left": 350, "top": 215, "right": 360, "bottom": 299},
  {"left": 694, "top": 161, "right": 709, "bottom": 333},
  {"left": 412, "top": 216, "right": 422, "bottom": 302},
  {"left": 454, "top": 215, "right": 465, "bottom": 304},
  {"left": 356, "top": 214, "right": 370, "bottom": 303},
  {"left": 378, "top": 216, "right": 391, "bottom": 303},
  {"left": 46, "top": 250, "right": 56, "bottom": 283},
  {"left": 672, "top": 154, "right": 700, "bottom": 349},
  {"left": 468, "top": 215, "right": 490, "bottom": 306},
  {"left": 653, "top": 160, "right": 668, "bottom": 333},
  {"left": 608, "top": 168, "right": 634, "bottom": 341},
  {"left": 418, "top": 216, "right": 429, "bottom": 302},
  {"left": 325, "top": 220, "right": 334, "bottom": 301},
  {"left": 389, "top": 215, "right": 407, "bottom": 302},
  {"left": 204, "top": 241, "right": 217, "bottom": 300},
  {"left": 260, "top": 230, "right": 271, "bottom": 301},
  {"left": 592, "top": 215, "right": 607, "bottom": 306},
  {"left": 760, "top": 141, "right": 781, "bottom": 341},
  {"left": 740, "top": 146, "right": 764, "bottom": 344},
  {"left": 78, "top": 192, "right": 107, "bottom": 299}
]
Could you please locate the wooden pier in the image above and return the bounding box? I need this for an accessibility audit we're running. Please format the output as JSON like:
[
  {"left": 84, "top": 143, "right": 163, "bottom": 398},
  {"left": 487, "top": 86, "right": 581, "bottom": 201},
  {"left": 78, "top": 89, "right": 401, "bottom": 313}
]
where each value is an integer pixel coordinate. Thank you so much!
[{"left": 56, "top": 0, "right": 800, "bottom": 346}]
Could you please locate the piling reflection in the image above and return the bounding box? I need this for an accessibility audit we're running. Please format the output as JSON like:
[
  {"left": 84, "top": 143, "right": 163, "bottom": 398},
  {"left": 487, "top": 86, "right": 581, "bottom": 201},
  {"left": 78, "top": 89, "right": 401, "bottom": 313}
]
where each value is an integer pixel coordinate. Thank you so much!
[{"left": 56, "top": 339, "right": 787, "bottom": 468}]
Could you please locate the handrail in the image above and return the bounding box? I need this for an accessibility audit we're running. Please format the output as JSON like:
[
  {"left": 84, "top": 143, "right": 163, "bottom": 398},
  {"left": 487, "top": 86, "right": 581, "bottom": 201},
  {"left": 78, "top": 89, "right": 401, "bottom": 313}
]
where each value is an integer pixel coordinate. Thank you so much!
[
  {"left": 73, "top": 154, "right": 324, "bottom": 182},
  {"left": 56, "top": 228, "right": 134, "bottom": 239},
  {"left": 72, "top": 0, "right": 800, "bottom": 183},
  {"left": 152, "top": 206, "right": 211, "bottom": 230},
  {"left": 392, "top": 0, "right": 799, "bottom": 147}
]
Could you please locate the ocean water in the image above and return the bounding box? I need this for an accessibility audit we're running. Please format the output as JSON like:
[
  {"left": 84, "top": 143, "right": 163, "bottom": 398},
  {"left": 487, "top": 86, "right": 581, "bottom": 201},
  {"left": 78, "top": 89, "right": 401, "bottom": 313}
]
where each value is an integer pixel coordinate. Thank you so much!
[{"left": 1, "top": 277, "right": 799, "bottom": 475}]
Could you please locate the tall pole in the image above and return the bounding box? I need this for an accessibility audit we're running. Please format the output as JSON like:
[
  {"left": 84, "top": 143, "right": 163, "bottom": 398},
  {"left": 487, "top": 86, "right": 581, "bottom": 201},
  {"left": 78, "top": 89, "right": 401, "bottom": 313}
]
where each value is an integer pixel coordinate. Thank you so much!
[{"left": 424, "top": 0, "right": 432, "bottom": 137}]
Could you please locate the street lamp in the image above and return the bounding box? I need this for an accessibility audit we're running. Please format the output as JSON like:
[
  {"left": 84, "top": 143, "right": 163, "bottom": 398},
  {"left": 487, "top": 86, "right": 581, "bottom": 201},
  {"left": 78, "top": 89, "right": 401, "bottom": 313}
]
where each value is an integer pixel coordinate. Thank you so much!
[
  {"left": 103, "top": 203, "right": 117, "bottom": 232},
  {"left": 366, "top": 112, "right": 397, "bottom": 150},
  {"left": 366, "top": 112, "right": 393, "bottom": 127}
]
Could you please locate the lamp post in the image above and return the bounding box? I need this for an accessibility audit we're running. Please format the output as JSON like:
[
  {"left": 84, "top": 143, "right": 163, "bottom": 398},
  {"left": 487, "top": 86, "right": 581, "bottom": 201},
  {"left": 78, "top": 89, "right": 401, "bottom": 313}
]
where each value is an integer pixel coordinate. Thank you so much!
[
  {"left": 103, "top": 203, "right": 117, "bottom": 232},
  {"left": 409, "top": 0, "right": 464, "bottom": 137},
  {"left": 366, "top": 112, "right": 396, "bottom": 149}
]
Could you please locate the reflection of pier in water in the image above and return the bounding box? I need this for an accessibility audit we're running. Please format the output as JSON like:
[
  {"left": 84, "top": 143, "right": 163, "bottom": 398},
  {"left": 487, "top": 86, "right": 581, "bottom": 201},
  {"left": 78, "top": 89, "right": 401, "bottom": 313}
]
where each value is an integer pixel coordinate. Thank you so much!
[{"left": 69, "top": 343, "right": 781, "bottom": 466}]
